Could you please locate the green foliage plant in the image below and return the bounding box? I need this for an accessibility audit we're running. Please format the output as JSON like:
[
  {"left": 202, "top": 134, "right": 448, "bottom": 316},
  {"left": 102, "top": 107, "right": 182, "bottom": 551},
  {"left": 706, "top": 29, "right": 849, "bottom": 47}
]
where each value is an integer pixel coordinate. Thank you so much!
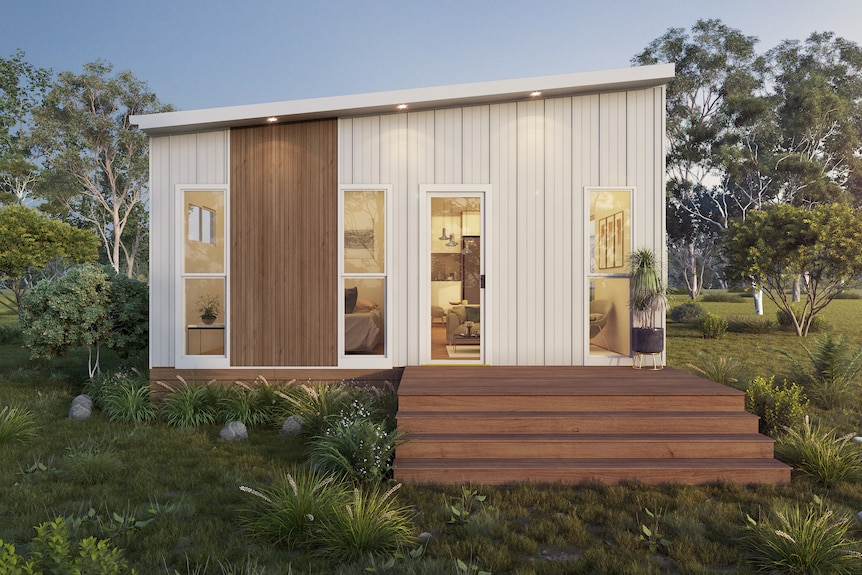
[
  {"left": 744, "top": 376, "right": 808, "bottom": 436},
  {"left": 776, "top": 416, "right": 862, "bottom": 486},
  {"left": 0, "top": 204, "right": 99, "bottom": 316},
  {"left": 20, "top": 263, "right": 148, "bottom": 378},
  {"left": 725, "top": 203, "right": 862, "bottom": 337},
  {"left": 686, "top": 356, "right": 742, "bottom": 387},
  {"left": 448, "top": 487, "right": 487, "bottom": 525},
  {"left": 638, "top": 507, "right": 671, "bottom": 555},
  {"left": 240, "top": 468, "right": 342, "bottom": 549},
  {"left": 778, "top": 331, "right": 862, "bottom": 409},
  {"left": 157, "top": 378, "right": 217, "bottom": 427},
  {"left": 697, "top": 312, "right": 728, "bottom": 339},
  {"left": 0, "top": 516, "right": 136, "bottom": 575},
  {"left": 215, "top": 381, "right": 275, "bottom": 426},
  {"left": 101, "top": 382, "right": 157, "bottom": 424},
  {"left": 629, "top": 248, "right": 668, "bottom": 330},
  {"left": 745, "top": 495, "right": 862, "bottom": 574},
  {"left": 60, "top": 440, "right": 123, "bottom": 484},
  {"left": 726, "top": 316, "right": 776, "bottom": 334},
  {"left": 308, "top": 417, "right": 401, "bottom": 484},
  {"left": 317, "top": 483, "right": 415, "bottom": 563},
  {"left": 776, "top": 305, "right": 827, "bottom": 333},
  {"left": 276, "top": 382, "right": 354, "bottom": 436},
  {"left": 0, "top": 324, "right": 22, "bottom": 344},
  {"left": 0, "top": 404, "right": 37, "bottom": 443},
  {"left": 669, "top": 302, "right": 705, "bottom": 323}
]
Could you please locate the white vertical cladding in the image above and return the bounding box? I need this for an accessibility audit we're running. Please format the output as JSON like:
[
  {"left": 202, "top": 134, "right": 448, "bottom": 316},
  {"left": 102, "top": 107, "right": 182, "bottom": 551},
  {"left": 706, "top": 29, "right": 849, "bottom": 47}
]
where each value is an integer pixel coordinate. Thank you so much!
[
  {"left": 462, "top": 106, "right": 490, "bottom": 184},
  {"left": 434, "top": 108, "right": 463, "bottom": 184},
  {"left": 378, "top": 114, "right": 409, "bottom": 366},
  {"left": 351, "top": 116, "right": 381, "bottom": 183},
  {"left": 150, "top": 130, "right": 229, "bottom": 368},
  {"left": 544, "top": 97, "right": 573, "bottom": 365},
  {"left": 517, "top": 100, "right": 546, "bottom": 365},
  {"left": 406, "top": 111, "right": 435, "bottom": 365},
  {"left": 571, "top": 94, "right": 600, "bottom": 366},
  {"left": 489, "top": 103, "right": 519, "bottom": 364},
  {"left": 600, "top": 92, "right": 628, "bottom": 186}
]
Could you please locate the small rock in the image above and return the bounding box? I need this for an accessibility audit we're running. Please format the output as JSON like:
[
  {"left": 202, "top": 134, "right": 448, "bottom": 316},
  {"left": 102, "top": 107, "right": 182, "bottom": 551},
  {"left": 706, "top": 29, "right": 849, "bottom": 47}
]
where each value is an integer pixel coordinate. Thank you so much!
[
  {"left": 417, "top": 532, "right": 433, "bottom": 544},
  {"left": 852, "top": 436, "right": 862, "bottom": 444},
  {"left": 68, "top": 403, "right": 92, "bottom": 420},
  {"left": 857, "top": 511, "right": 862, "bottom": 524},
  {"left": 71, "top": 394, "right": 93, "bottom": 409},
  {"left": 281, "top": 415, "right": 304, "bottom": 436},
  {"left": 219, "top": 421, "right": 248, "bottom": 441}
]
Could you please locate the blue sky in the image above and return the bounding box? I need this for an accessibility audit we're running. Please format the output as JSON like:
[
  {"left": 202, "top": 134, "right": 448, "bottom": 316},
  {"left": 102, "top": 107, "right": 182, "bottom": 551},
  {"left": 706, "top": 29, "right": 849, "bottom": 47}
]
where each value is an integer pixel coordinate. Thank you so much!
[{"left": 4, "top": 0, "right": 862, "bottom": 111}]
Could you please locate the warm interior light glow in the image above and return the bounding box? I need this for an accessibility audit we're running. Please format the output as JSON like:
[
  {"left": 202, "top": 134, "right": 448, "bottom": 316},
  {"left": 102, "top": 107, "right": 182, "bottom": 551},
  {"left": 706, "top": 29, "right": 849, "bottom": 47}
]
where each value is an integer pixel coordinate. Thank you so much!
[
  {"left": 397, "top": 104, "right": 408, "bottom": 110},
  {"left": 267, "top": 117, "right": 278, "bottom": 123},
  {"left": 530, "top": 91, "right": 542, "bottom": 97}
]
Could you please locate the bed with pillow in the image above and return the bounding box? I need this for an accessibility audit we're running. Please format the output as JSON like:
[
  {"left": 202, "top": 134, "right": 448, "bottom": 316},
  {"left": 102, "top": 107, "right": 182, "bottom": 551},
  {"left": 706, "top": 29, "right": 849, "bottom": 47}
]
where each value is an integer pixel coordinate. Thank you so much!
[{"left": 344, "top": 287, "right": 383, "bottom": 353}]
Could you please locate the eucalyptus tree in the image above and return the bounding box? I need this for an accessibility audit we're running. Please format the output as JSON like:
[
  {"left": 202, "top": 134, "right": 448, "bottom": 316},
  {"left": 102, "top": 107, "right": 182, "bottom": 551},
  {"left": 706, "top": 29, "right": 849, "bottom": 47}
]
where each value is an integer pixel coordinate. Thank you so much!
[
  {"left": 0, "top": 50, "right": 50, "bottom": 205},
  {"left": 633, "top": 19, "right": 762, "bottom": 298},
  {"left": 31, "top": 61, "right": 171, "bottom": 277}
]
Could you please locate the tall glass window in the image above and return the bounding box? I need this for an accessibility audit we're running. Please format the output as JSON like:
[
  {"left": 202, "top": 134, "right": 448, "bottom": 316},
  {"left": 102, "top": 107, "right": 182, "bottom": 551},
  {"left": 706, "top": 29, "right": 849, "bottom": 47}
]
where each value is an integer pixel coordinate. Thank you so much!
[
  {"left": 342, "top": 189, "right": 387, "bottom": 359},
  {"left": 588, "top": 189, "right": 631, "bottom": 357},
  {"left": 182, "top": 189, "right": 226, "bottom": 356}
]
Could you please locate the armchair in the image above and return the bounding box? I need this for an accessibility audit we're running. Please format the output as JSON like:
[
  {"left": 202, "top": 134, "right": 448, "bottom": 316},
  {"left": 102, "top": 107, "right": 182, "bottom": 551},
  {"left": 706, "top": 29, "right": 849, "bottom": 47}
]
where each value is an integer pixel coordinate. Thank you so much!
[{"left": 446, "top": 305, "right": 481, "bottom": 344}]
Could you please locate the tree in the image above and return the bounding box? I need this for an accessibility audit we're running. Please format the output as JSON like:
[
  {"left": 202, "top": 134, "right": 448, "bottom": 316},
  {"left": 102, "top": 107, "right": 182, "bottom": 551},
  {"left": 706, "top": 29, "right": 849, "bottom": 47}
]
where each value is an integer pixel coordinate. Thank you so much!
[
  {"left": 633, "top": 19, "right": 762, "bottom": 298},
  {"left": 724, "top": 203, "right": 862, "bottom": 336},
  {"left": 31, "top": 61, "right": 171, "bottom": 277},
  {"left": 0, "top": 50, "right": 50, "bottom": 205},
  {"left": 20, "top": 263, "right": 148, "bottom": 377},
  {"left": 0, "top": 205, "right": 98, "bottom": 315}
]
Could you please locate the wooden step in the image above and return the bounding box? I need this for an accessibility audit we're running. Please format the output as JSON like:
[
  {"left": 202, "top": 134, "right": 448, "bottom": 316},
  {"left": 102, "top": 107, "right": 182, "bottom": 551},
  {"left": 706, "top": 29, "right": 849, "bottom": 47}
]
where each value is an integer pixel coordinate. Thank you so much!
[
  {"left": 396, "top": 433, "right": 775, "bottom": 460},
  {"left": 393, "top": 458, "right": 791, "bottom": 485},
  {"left": 397, "top": 393, "right": 744, "bottom": 413},
  {"left": 397, "top": 411, "right": 759, "bottom": 434}
]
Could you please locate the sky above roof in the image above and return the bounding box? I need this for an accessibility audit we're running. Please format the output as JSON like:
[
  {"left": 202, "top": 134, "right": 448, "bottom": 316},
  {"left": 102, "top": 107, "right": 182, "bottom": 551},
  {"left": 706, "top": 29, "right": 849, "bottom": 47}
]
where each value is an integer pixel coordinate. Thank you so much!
[{"left": 4, "top": 0, "right": 862, "bottom": 111}]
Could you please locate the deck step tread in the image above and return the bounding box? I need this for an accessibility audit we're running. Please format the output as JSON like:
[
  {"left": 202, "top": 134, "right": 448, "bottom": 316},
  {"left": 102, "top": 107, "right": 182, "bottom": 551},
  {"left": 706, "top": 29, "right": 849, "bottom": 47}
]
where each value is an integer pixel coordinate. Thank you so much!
[
  {"left": 402, "top": 432, "right": 772, "bottom": 441},
  {"left": 394, "top": 458, "right": 790, "bottom": 470},
  {"left": 397, "top": 411, "right": 756, "bottom": 418}
]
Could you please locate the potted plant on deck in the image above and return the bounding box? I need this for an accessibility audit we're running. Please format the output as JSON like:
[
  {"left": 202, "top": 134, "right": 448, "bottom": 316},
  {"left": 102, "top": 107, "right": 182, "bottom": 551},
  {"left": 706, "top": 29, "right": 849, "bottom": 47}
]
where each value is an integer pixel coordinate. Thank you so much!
[
  {"left": 198, "top": 294, "right": 221, "bottom": 325},
  {"left": 629, "top": 248, "right": 668, "bottom": 354}
]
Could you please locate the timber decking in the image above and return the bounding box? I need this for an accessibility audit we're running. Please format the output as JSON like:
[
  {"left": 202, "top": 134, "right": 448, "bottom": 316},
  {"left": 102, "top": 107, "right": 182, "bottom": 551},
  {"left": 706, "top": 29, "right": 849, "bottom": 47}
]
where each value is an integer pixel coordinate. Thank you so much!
[{"left": 394, "top": 366, "right": 790, "bottom": 485}]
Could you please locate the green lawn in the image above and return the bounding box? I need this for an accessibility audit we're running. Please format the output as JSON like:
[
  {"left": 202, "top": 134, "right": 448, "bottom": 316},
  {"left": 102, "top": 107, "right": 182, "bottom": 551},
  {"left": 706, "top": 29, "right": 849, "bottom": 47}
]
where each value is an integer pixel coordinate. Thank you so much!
[{"left": 1, "top": 293, "right": 862, "bottom": 574}]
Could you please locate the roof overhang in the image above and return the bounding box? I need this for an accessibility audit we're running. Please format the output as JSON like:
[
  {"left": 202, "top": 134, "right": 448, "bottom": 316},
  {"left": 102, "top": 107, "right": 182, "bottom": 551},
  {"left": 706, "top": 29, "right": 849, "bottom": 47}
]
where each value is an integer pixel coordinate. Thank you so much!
[{"left": 131, "top": 63, "right": 674, "bottom": 136}]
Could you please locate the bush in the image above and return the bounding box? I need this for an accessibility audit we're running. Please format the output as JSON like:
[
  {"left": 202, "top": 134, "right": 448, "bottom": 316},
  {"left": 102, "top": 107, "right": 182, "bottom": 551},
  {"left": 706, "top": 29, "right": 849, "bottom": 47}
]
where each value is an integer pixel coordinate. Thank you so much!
[
  {"left": 0, "top": 405, "right": 38, "bottom": 443},
  {"left": 215, "top": 383, "right": 277, "bottom": 427},
  {"left": 778, "top": 331, "right": 862, "bottom": 410},
  {"left": 745, "top": 496, "right": 862, "bottom": 574},
  {"left": 276, "top": 383, "right": 356, "bottom": 436},
  {"left": 686, "top": 357, "right": 742, "bottom": 387},
  {"left": 744, "top": 376, "right": 808, "bottom": 437},
  {"left": 240, "top": 468, "right": 343, "bottom": 549},
  {"left": 59, "top": 440, "right": 123, "bottom": 484},
  {"left": 0, "top": 323, "right": 22, "bottom": 344},
  {"left": 86, "top": 368, "right": 157, "bottom": 423},
  {"left": 700, "top": 292, "right": 744, "bottom": 303},
  {"left": 158, "top": 379, "right": 218, "bottom": 427},
  {"left": 317, "top": 483, "right": 415, "bottom": 563},
  {"left": 727, "top": 316, "right": 776, "bottom": 334},
  {"left": 697, "top": 312, "right": 727, "bottom": 339},
  {"left": 776, "top": 305, "right": 827, "bottom": 333},
  {"left": 669, "top": 302, "right": 705, "bottom": 324},
  {"left": 776, "top": 416, "right": 862, "bottom": 486}
]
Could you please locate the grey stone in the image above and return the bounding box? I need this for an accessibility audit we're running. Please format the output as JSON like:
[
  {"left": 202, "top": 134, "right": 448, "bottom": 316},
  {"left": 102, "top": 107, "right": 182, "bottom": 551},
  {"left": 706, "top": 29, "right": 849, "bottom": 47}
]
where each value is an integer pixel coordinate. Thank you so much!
[
  {"left": 68, "top": 402, "right": 92, "bottom": 420},
  {"left": 71, "top": 394, "right": 93, "bottom": 409},
  {"left": 281, "top": 415, "right": 304, "bottom": 436},
  {"left": 220, "top": 421, "right": 248, "bottom": 441},
  {"left": 417, "top": 532, "right": 433, "bottom": 544},
  {"left": 852, "top": 436, "right": 862, "bottom": 444}
]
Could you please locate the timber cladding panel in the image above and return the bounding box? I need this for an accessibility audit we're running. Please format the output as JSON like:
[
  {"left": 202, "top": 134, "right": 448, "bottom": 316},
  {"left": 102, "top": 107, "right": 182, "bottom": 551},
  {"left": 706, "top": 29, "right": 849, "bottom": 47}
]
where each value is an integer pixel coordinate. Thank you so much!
[{"left": 230, "top": 119, "right": 338, "bottom": 366}]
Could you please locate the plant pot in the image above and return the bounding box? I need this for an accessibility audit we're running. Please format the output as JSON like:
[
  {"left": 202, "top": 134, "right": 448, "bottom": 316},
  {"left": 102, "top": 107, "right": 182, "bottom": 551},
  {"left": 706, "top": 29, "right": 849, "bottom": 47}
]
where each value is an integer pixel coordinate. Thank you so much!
[
  {"left": 632, "top": 327, "right": 664, "bottom": 353},
  {"left": 201, "top": 316, "right": 216, "bottom": 325}
]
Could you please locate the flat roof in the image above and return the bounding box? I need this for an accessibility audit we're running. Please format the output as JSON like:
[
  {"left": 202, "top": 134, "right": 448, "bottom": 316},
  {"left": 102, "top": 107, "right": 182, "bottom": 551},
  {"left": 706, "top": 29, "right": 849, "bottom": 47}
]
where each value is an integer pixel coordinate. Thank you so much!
[{"left": 131, "top": 64, "right": 674, "bottom": 136}]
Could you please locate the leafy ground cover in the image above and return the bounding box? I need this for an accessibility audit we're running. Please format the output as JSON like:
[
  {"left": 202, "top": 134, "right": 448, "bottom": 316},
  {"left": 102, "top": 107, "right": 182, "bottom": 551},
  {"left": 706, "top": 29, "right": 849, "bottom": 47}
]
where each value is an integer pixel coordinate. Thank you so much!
[{"left": 1, "top": 293, "right": 862, "bottom": 573}]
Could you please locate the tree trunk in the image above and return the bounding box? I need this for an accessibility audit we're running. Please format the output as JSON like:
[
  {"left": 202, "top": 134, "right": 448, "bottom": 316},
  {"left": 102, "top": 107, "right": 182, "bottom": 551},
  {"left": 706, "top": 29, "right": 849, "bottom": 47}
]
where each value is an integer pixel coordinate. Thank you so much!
[
  {"left": 753, "top": 287, "right": 763, "bottom": 315},
  {"left": 687, "top": 243, "right": 699, "bottom": 299},
  {"left": 792, "top": 276, "right": 802, "bottom": 302}
]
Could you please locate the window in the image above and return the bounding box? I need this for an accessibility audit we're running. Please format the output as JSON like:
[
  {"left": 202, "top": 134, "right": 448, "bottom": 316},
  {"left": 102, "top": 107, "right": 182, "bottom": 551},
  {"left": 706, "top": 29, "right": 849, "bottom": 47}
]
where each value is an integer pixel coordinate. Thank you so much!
[{"left": 188, "top": 205, "right": 215, "bottom": 244}]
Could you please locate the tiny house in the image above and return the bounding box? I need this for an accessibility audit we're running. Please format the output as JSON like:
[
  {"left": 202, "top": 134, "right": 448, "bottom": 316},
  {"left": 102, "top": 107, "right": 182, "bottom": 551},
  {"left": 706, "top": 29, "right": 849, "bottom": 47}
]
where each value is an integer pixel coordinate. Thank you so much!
[{"left": 132, "top": 64, "right": 674, "bottom": 383}]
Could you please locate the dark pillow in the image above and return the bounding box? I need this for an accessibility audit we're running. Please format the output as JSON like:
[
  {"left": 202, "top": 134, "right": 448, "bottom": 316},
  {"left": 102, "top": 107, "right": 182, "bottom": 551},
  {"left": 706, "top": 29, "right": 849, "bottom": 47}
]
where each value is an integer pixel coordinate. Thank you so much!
[
  {"left": 466, "top": 305, "right": 481, "bottom": 322},
  {"left": 345, "top": 287, "right": 358, "bottom": 314}
]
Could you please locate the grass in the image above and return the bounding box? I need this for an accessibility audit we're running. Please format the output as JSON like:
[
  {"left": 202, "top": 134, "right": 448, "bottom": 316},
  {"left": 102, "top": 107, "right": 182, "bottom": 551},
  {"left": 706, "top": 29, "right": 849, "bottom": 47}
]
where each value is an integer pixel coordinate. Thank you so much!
[{"left": 1, "top": 292, "right": 861, "bottom": 572}]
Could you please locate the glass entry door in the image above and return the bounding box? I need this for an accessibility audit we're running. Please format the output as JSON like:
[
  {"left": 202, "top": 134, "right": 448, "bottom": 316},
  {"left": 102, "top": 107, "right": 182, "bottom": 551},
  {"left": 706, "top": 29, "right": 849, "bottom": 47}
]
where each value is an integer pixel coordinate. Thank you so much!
[{"left": 426, "top": 193, "right": 484, "bottom": 363}]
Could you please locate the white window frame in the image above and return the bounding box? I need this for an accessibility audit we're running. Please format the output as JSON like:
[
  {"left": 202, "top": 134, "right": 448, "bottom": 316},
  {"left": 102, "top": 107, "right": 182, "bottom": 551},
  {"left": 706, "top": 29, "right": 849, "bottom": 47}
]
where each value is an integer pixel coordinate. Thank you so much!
[
  {"left": 175, "top": 184, "right": 230, "bottom": 369},
  {"left": 338, "top": 185, "right": 393, "bottom": 369}
]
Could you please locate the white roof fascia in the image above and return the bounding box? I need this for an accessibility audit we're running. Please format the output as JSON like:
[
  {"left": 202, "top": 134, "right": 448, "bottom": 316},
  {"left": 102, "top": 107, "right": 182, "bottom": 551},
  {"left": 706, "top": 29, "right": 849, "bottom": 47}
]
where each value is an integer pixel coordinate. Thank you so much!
[{"left": 131, "top": 64, "right": 674, "bottom": 135}]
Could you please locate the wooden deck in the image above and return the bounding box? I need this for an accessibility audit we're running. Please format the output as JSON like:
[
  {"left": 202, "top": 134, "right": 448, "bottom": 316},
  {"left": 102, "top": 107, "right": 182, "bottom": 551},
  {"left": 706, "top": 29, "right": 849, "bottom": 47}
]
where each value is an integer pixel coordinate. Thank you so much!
[{"left": 394, "top": 366, "right": 790, "bottom": 485}]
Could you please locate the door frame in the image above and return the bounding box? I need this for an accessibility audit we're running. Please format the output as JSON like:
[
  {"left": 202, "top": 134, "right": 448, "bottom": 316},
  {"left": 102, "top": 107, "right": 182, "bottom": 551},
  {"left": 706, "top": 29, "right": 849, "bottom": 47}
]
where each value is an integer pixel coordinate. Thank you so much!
[{"left": 419, "top": 184, "right": 490, "bottom": 365}]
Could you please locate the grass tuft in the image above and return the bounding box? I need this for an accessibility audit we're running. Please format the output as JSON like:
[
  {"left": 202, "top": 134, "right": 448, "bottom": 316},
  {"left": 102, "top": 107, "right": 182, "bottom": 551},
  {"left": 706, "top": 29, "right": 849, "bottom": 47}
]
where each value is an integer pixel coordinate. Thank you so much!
[
  {"left": 775, "top": 415, "right": 862, "bottom": 486},
  {"left": 0, "top": 404, "right": 38, "bottom": 443},
  {"left": 159, "top": 378, "right": 218, "bottom": 427}
]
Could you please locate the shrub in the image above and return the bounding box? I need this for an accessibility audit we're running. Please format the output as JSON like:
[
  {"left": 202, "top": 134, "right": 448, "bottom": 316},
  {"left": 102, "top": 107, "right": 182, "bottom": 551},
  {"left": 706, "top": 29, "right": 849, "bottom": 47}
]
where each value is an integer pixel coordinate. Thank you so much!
[
  {"left": 215, "top": 383, "right": 276, "bottom": 427},
  {"left": 727, "top": 316, "right": 776, "bottom": 334},
  {"left": 776, "top": 416, "right": 862, "bottom": 486},
  {"left": 0, "top": 405, "right": 38, "bottom": 443},
  {"left": 776, "top": 305, "right": 827, "bottom": 333},
  {"left": 697, "top": 312, "right": 727, "bottom": 339},
  {"left": 308, "top": 415, "right": 402, "bottom": 484},
  {"left": 744, "top": 376, "right": 808, "bottom": 437},
  {"left": 833, "top": 290, "right": 862, "bottom": 299},
  {"left": 59, "top": 440, "right": 123, "bottom": 484},
  {"left": 700, "top": 292, "right": 743, "bottom": 303},
  {"left": 0, "top": 323, "right": 22, "bottom": 344},
  {"left": 317, "top": 483, "right": 415, "bottom": 563},
  {"left": 240, "top": 468, "right": 343, "bottom": 549},
  {"left": 686, "top": 356, "right": 742, "bottom": 387},
  {"left": 276, "top": 383, "right": 355, "bottom": 436},
  {"left": 669, "top": 302, "right": 705, "bottom": 324},
  {"left": 0, "top": 517, "right": 133, "bottom": 575},
  {"left": 98, "top": 373, "right": 157, "bottom": 424},
  {"left": 745, "top": 496, "right": 862, "bottom": 574},
  {"left": 778, "top": 331, "right": 862, "bottom": 410},
  {"left": 158, "top": 379, "right": 218, "bottom": 427}
]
